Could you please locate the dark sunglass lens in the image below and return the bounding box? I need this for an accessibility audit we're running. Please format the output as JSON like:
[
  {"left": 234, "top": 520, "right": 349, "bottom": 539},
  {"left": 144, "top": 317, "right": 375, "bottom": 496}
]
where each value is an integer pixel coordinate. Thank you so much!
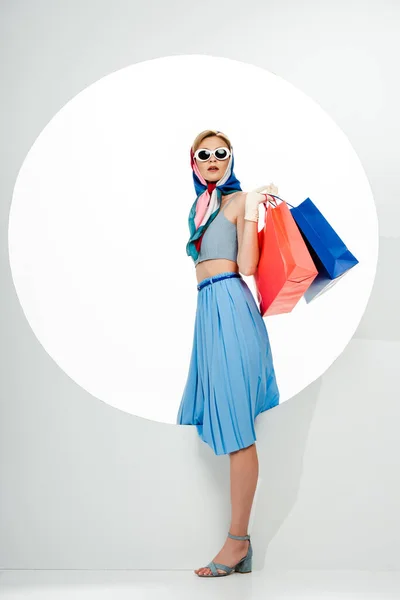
[
  {"left": 215, "top": 148, "right": 229, "bottom": 160},
  {"left": 197, "top": 150, "right": 211, "bottom": 161}
]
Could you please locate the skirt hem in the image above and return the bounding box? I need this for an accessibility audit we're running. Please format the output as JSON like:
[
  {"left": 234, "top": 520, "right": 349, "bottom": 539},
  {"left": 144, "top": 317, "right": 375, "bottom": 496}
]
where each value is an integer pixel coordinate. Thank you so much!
[{"left": 180, "top": 392, "right": 280, "bottom": 456}]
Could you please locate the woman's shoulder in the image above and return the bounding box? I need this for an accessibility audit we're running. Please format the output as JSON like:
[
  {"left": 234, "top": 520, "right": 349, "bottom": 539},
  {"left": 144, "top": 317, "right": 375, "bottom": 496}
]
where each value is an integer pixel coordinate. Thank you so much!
[
  {"left": 227, "top": 190, "right": 247, "bottom": 202},
  {"left": 223, "top": 191, "right": 247, "bottom": 222},
  {"left": 221, "top": 190, "right": 246, "bottom": 207},
  {"left": 231, "top": 190, "right": 247, "bottom": 205}
]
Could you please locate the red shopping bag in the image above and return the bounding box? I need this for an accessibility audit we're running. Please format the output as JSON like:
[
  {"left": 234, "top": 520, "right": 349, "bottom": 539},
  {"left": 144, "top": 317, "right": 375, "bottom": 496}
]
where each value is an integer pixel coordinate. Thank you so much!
[{"left": 254, "top": 198, "right": 318, "bottom": 316}]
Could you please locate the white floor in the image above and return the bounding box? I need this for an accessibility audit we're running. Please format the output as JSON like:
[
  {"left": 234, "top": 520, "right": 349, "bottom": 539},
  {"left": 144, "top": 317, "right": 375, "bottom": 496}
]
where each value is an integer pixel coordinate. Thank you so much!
[{"left": 1, "top": 570, "right": 400, "bottom": 599}]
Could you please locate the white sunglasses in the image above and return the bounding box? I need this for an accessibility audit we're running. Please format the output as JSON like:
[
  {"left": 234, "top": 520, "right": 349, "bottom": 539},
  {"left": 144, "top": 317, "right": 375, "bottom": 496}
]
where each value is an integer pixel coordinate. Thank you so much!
[{"left": 194, "top": 147, "right": 231, "bottom": 162}]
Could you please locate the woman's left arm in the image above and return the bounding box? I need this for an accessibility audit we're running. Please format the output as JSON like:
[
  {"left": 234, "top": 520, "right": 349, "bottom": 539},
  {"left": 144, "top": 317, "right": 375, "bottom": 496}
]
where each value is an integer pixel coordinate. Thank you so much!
[
  {"left": 236, "top": 183, "right": 279, "bottom": 275},
  {"left": 236, "top": 193, "right": 260, "bottom": 276}
]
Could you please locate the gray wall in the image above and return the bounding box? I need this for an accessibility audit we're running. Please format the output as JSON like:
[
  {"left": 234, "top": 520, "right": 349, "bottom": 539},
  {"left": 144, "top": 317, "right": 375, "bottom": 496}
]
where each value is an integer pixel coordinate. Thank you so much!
[{"left": 1, "top": 0, "right": 399, "bottom": 570}]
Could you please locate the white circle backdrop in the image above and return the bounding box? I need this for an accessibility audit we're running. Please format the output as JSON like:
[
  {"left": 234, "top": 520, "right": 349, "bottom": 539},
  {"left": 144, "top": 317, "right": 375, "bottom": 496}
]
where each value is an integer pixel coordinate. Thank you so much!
[{"left": 8, "top": 54, "right": 378, "bottom": 424}]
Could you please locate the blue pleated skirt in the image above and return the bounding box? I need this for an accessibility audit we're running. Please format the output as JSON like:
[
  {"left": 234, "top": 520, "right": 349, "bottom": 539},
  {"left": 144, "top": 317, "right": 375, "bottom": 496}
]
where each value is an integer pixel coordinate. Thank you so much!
[{"left": 176, "top": 271, "right": 280, "bottom": 456}]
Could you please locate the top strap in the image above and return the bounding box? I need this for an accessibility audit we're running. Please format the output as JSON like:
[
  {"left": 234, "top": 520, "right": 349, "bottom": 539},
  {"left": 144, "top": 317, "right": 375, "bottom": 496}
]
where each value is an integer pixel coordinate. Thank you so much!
[
  {"left": 228, "top": 532, "right": 250, "bottom": 541},
  {"left": 221, "top": 191, "right": 240, "bottom": 211}
]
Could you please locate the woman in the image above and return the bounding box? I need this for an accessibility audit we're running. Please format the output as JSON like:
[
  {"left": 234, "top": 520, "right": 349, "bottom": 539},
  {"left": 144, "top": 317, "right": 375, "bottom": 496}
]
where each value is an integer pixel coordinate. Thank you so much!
[{"left": 176, "top": 129, "right": 280, "bottom": 577}]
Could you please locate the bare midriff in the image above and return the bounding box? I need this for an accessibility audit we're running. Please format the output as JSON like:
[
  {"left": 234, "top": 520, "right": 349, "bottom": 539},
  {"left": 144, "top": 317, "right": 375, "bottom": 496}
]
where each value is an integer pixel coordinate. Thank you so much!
[{"left": 195, "top": 191, "right": 242, "bottom": 284}]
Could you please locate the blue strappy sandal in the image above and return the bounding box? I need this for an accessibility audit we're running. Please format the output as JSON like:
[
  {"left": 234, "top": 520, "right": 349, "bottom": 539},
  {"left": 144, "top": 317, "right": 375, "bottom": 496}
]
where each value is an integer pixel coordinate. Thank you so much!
[{"left": 196, "top": 532, "right": 253, "bottom": 577}]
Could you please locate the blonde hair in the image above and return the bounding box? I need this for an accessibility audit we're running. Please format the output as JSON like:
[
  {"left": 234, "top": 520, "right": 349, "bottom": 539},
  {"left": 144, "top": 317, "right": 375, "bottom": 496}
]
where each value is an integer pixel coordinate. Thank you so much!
[{"left": 191, "top": 129, "right": 232, "bottom": 154}]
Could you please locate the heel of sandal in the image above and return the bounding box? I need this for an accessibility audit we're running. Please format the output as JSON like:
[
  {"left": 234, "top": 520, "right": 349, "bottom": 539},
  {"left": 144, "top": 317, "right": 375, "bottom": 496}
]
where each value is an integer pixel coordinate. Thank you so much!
[
  {"left": 235, "top": 554, "right": 252, "bottom": 573},
  {"left": 235, "top": 542, "right": 253, "bottom": 573}
]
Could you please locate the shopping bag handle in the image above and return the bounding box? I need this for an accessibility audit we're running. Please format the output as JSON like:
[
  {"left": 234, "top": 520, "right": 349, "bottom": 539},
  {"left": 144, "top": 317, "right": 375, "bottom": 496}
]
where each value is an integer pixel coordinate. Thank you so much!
[{"left": 261, "top": 193, "right": 295, "bottom": 209}]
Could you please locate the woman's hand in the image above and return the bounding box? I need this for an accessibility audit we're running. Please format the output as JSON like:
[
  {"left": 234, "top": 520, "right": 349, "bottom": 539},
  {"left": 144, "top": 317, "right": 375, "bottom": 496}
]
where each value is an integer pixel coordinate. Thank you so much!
[
  {"left": 253, "top": 182, "right": 279, "bottom": 198},
  {"left": 245, "top": 182, "right": 279, "bottom": 222}
]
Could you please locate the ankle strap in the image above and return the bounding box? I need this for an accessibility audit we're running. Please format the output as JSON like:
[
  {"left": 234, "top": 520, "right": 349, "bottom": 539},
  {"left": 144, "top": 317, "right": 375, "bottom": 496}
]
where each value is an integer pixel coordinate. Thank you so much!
[{"left": 228, "top": 532, "right": 250, "bottom": 541}]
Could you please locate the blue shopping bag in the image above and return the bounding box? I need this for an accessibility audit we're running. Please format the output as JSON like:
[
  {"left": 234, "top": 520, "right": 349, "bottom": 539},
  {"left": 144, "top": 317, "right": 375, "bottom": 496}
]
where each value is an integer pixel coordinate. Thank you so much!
[{"left": 268, "top": 195, "right": 359, "bottom": 303}]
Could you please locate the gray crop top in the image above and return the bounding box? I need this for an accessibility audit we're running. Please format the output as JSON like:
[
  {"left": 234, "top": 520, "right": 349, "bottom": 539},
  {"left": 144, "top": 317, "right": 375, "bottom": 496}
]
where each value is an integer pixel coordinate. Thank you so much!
[{"left": 193, "top": 193, "right": 239, "bottom": 266}]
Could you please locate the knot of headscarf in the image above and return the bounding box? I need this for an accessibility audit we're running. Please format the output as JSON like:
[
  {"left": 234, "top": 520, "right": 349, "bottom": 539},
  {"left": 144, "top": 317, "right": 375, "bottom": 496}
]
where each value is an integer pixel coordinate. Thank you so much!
[{"left": 186, "top": 143, "right": 242, "bottom": 262}]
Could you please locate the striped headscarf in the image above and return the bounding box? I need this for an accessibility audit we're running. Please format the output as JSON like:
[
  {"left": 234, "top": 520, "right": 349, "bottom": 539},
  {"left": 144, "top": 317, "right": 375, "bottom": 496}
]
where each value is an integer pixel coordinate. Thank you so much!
[{"left": 186, "top": 142, "right": 242, "bottom": 262}]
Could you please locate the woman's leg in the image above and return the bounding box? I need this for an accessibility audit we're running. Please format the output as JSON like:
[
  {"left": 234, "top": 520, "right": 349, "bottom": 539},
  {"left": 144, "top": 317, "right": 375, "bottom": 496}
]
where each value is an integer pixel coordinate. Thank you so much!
[
  {"left": 229, "top": 442, "right": 259, "bottom": 535},
  {"left": 195, "top": 443, "right": 259, "bottom": 576}
]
